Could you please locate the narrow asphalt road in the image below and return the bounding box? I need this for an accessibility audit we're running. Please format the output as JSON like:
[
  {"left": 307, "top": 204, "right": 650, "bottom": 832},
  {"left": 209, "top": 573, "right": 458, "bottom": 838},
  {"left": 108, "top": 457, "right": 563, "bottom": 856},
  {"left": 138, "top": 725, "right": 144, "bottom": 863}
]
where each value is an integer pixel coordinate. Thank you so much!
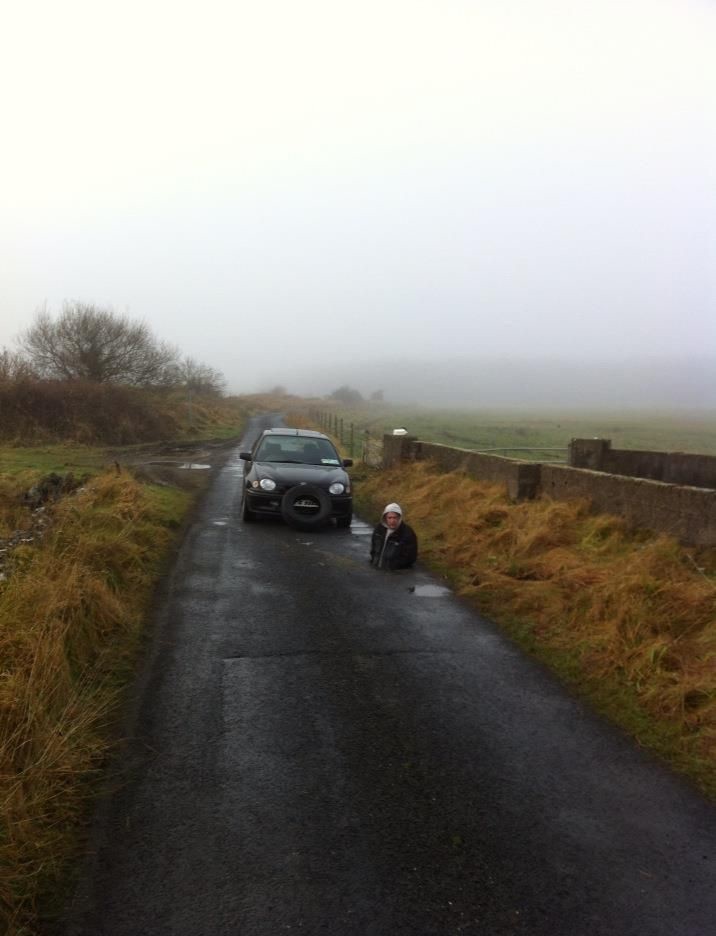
[{"left": 64, "top": 417, "right": 716, "bottom": 936}]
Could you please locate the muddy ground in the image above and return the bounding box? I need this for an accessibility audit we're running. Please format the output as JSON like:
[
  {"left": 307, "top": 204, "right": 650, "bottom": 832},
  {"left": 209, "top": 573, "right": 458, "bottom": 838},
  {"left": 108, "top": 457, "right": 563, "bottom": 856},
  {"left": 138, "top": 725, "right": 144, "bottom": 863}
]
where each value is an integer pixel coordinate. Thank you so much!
[{"left": 110, "top": 436, "right": 243, "bottom": 490}]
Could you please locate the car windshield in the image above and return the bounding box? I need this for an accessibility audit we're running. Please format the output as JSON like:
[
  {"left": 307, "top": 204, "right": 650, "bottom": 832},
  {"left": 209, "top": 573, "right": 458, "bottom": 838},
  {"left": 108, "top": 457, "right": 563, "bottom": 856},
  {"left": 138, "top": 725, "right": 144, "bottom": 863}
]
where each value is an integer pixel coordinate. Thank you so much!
[{"left": 254, "top": 437, "right": 342, "bottom": 466}]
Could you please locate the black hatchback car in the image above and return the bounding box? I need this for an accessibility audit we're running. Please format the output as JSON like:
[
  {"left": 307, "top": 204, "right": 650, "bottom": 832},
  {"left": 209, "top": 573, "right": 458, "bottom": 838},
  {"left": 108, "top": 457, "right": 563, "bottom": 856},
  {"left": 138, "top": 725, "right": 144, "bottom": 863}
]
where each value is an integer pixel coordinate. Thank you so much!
[{"left": 239, "top": 428, "right": 353, "bottom": 528}]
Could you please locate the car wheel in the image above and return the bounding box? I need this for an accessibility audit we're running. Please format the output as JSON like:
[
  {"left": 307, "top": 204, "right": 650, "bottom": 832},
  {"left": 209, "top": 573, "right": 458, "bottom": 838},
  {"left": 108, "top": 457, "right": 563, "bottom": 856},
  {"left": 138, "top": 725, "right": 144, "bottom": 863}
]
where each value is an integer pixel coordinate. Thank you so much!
[
  {"left": 241, "top": 494, "right": 255, "bottom": 522},
  {"left": 281, "top": 484, "right": 332, "bottom": 529},
  {"left": 335, "top": 513, "right": 352, "bottom": 529}
]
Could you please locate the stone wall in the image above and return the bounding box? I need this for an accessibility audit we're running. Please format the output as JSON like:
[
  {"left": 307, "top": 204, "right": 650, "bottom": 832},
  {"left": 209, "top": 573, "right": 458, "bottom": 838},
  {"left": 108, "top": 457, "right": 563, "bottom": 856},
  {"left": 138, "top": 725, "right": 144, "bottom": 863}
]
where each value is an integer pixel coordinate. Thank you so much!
[
  {"left": 382, "top": 435, "right": 539, "bottom": 500},
  {"left": 569, "top": 439, "right": 716, "bottom": 490},
  {"left": 382, "top": 433, "right": 418, "bottom": 469},
  {"left": 412, "top": 442, "right": 540, "bottom": 501},
  {"left": 540, "top": 465, "right": 716, "bottom": 546},
  {"left": 383, "top": 434, "right": 716, "bottom": 546}
]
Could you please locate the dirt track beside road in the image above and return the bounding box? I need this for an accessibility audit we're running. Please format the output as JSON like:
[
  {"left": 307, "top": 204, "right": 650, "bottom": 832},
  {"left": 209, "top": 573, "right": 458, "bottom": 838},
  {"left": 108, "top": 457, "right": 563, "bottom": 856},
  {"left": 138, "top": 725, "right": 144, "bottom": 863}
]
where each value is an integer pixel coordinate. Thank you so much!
[{"left": 110, "top": 436, "right": 243, "bottom": 490}]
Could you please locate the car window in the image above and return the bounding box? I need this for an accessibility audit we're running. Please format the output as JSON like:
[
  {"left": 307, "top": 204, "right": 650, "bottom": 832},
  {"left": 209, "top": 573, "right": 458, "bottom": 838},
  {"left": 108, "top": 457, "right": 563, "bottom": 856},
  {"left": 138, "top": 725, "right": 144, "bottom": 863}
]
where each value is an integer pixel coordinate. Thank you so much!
[
  {"left": 255, "top": 440, "right": 284, "bottom": 461},
  {"left": 313, "top": 440, "right": 341, "bottom": 464},
  {"left": 254, "top": 437, "right": 342, "bottom": 465}
]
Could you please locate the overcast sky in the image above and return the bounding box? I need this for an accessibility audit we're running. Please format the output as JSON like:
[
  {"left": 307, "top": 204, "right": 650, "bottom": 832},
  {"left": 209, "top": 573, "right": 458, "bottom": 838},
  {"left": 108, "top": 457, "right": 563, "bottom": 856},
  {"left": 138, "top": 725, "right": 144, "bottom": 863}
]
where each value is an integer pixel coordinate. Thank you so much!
[{"left": 1, "top": 0, "right": 714, "bottom": 401}]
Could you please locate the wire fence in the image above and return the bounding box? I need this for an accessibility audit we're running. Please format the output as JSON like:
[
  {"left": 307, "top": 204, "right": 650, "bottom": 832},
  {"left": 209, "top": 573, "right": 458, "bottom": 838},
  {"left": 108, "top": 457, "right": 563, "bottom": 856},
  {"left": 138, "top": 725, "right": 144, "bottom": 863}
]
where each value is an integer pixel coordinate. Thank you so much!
[
  {"left": 471, "top": 447, "right": 567, "bottom": 463},
  {"left": 309, "top": 409, "right": 383, "bottom": 465}
]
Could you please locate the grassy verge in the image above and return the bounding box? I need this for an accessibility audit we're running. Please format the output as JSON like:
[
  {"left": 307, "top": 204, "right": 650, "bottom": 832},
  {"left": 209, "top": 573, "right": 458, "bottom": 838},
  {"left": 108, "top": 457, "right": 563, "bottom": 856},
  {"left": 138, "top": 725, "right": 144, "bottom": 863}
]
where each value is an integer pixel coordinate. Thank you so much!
[
  {"left": 0, "top": 447, "right": 107, "bottom": 478},
  {"left": 0, "top": 389, "right": 254, "bottom": 934},
  {"left": 0, "top": 383, "right": 251, "bottom": 448},
  {"left": 353, "top": 461, "right": 716, "bottom": 799},
  {"left": 0, "top": 467, "right": 193, "bottom": 935}
]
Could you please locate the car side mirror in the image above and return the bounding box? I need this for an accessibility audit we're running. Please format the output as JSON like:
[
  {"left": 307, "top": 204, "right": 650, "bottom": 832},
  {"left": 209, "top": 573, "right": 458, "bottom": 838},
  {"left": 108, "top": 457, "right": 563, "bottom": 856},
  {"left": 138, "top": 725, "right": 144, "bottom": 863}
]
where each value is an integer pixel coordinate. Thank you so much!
[
  {"left": 239, "top": 452, "right": 252, "bottom": 461},
  {"left": 342, "top": 458, "right": 353, "bottom": 467}
]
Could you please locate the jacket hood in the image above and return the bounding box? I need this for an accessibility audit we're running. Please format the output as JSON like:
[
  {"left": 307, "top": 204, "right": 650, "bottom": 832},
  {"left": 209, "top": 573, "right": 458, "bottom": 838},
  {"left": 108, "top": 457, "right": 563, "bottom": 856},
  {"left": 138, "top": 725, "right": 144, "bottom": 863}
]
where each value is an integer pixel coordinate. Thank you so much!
[{"left": 382, "top": 502, "right": 403, "bottom": 525}]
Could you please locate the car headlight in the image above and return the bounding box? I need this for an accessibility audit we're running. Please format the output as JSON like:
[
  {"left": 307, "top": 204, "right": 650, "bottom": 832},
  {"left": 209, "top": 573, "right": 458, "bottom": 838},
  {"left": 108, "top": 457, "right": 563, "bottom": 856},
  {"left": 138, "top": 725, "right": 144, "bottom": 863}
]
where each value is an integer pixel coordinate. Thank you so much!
[
  {"left": 329, "top": 482, "right": 345, "bottom": 495},
  {"left": 259, "top": 478, "right": 277, "bottom": 491}
]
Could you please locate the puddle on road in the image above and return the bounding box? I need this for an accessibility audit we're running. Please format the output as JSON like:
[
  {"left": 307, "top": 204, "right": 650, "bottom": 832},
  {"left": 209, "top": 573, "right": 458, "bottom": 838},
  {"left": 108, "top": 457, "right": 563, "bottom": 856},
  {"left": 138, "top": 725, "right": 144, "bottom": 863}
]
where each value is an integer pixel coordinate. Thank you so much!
[
  {"left": 409, "top": 584, "right": 451, "bottom": 598},
  {"left": 350, "top": 521, "right": 373, "bottom": 536},
  {"left": 146, "top": 460, "right": 213, "bottom": 470}
]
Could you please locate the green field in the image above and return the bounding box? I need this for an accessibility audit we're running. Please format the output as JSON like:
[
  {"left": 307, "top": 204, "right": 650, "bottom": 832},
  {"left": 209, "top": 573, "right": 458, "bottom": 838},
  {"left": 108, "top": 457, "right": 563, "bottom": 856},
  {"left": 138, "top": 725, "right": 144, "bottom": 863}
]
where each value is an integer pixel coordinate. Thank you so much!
[
  {"left": 0, "top": 444, "right": 109, "bottom": 478},
  {"left": 311, "top": 404, "right": 716, "bottom": 462}
]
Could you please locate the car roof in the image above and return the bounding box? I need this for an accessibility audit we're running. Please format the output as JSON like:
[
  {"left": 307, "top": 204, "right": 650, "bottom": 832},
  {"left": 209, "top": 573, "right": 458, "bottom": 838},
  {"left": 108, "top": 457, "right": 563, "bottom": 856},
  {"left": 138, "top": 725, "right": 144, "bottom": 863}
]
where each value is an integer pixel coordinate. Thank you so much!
[{"left": 259, "top": 427, "right": 330, "bottom": 441}]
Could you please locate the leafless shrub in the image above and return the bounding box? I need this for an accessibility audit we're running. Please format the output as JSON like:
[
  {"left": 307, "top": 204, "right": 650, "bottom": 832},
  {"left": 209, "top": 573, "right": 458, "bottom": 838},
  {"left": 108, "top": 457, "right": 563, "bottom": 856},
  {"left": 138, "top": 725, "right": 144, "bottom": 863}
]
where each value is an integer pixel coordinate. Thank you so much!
[
  {"left": 0, "top": 379, "right": 177, "bottom": 444},
  {"left": 176, "top": 357, "right": 227, "bottom": 397},
  {"left": 19, "top": 302, "right": 181, "bottom": 386},
  {"left": 0, "top": 347, "right": 36, "bottom": 382}
]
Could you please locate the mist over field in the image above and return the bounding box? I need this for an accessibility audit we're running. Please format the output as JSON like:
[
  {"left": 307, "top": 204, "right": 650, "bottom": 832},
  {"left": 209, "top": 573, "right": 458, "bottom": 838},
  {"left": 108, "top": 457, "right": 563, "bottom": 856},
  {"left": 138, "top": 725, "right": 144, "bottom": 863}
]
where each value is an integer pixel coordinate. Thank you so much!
[
  {"left": 2, "top": 1, "right": 713, "bottom": 409},
  {"left": 256, "top": 356, "right": 716, "bottom": 410}
]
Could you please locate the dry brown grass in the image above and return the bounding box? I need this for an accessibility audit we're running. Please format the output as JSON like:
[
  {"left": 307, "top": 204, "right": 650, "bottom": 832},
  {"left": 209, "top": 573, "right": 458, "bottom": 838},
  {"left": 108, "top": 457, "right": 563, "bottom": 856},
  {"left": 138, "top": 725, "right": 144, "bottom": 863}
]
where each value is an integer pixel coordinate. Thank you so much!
[
  {"left": 355, "top": 461, "right": 716, "bottom": 791},
  {"left": 0, "top": 381, "right": 250, "bottom": 446},
  {"left": 0, "top": 471, "right": 189, "bottom": 934},
  {"left": 0, "top": 476, "right": 35, "bottom": 539}
]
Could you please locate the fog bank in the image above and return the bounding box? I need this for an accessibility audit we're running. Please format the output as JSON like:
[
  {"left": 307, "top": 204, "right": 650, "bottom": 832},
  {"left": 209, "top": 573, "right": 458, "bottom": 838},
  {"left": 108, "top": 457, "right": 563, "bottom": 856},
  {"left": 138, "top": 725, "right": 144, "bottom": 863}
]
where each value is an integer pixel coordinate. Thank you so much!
[{"left": 253, "top": 356, "right": 716, "bottom": 410}]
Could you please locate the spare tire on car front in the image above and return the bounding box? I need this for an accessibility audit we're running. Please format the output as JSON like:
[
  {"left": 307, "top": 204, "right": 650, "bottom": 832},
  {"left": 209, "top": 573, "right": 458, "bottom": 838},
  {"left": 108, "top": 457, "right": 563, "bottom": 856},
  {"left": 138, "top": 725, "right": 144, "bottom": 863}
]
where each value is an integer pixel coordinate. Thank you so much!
[{"left": 280, "top": 483, "right": 332, "bottom": 529}]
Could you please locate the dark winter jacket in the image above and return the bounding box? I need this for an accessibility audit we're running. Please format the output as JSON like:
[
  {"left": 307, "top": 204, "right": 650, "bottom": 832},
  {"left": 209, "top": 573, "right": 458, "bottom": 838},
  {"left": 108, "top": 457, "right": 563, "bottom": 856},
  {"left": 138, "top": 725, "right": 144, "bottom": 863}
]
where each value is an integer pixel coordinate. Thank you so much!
[{"left": 370, "top": 521, "right": 418, "bottom": 570}]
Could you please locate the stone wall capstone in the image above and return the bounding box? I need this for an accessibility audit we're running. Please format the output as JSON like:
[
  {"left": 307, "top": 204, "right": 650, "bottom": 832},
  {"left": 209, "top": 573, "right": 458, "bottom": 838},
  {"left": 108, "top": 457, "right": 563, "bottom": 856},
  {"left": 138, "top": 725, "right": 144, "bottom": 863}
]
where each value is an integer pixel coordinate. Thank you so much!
[{"left": 569, "top": 439, "right": 716, "bottom": 490}]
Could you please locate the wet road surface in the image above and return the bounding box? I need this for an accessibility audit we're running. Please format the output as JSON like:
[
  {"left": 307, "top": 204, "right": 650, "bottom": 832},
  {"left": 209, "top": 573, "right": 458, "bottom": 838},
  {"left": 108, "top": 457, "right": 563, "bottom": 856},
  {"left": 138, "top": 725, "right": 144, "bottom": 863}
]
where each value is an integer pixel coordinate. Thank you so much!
[{"left": 64, "top": 418, "right": 716, "bottom": 935}]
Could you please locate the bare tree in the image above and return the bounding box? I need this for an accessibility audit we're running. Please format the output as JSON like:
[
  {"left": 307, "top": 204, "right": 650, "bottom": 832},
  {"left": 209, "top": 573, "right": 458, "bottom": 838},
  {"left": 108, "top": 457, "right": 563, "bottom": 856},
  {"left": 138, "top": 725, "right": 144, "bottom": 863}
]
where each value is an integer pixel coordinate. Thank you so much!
[
  {"left": 0, "top": 348, "right": 36, "bottom": 381},
  {"left": 178, "top": 357, "right": 226, "bottom": 397},
  {"left": 19, "top": 302, "right": 180, "bottom": 386}
]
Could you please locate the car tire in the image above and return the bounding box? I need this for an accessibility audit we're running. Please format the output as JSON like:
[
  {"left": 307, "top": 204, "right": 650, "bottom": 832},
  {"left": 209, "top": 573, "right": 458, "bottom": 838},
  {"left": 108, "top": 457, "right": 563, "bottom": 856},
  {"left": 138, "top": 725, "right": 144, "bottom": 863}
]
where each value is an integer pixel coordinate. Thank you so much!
[
  {"left": 281, "top": 484, "right": 332, "bottom": 529},
  {"left": 241, "top": 494, "right": 255, "bottom": 522},
  {"left": 335, "top": 513, "right": 352, "bottom": 529}
]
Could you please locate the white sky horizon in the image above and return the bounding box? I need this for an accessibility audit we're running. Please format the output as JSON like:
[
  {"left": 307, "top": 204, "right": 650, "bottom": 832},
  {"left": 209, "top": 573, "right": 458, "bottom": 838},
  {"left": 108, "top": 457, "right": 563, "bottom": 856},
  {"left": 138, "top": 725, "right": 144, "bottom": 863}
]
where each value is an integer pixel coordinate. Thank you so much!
[{"left": 2, "top": 0, "right": 714, "bottom": 402}]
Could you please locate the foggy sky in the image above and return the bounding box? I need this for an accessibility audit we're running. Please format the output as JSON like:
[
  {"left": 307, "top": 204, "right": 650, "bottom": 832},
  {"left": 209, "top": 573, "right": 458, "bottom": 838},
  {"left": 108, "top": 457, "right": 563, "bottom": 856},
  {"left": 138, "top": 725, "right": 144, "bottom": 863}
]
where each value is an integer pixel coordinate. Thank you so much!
[{"left": 1, "top": 0, "right": 714, "bottom": 405}]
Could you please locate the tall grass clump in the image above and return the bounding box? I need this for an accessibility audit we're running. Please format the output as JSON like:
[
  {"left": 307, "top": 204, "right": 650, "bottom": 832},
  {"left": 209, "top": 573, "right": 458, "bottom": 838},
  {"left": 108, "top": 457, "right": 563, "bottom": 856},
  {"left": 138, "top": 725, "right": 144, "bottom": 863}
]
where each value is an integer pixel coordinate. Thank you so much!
[
  {"left": 0, "top": 475, "right": 36, "bottom": 539},
  {"left": 0, "top": 380, "right": 251, "bottom": 446},
  {"left": 354, "top": 461, "right": 716, "bottom": 795},
  {"left": 0, "top": 471, "right": 189, "bottom": 934}
]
